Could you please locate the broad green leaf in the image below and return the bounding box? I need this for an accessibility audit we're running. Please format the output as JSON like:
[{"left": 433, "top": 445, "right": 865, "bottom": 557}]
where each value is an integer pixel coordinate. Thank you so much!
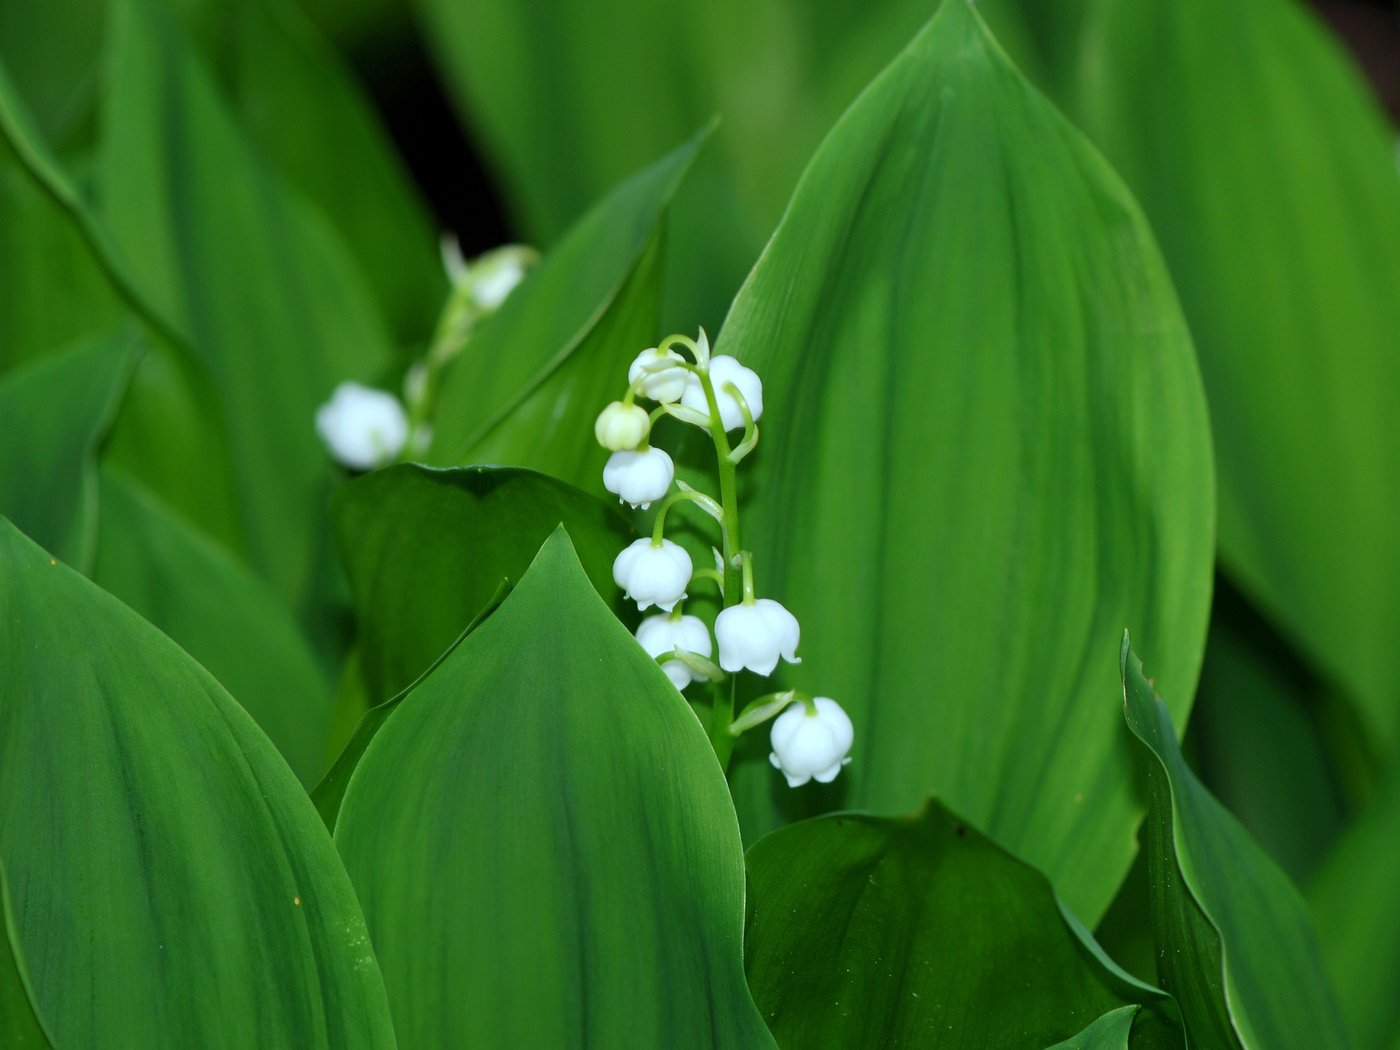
[
  {"left": 1043, "top": 1007, "right": 1139, "bottom": 1050},
  {"left": 191, "top": 0, "right": 444, "bottom": 343},
  {"left": 0, "top": 335, "right": 134, "bottom": 570},
  {"left": 426, "top": 130, "right": 702, "bottom": 470},
  {"left": 333, "top": 464, "right": 633, "bottom": 702},
  {"left": 744, "top": 804, "right": 1177, "bottom": 1049},
  {"left": 93, "top": 467, "right": 333, "bottom": 785},
  {"left": 99, "top": 0, "right": 393, "bottom": 610},
  {"left": 0, "top": 517, "right": 395, "bottom": 1048},
  {"left": 719, "top": 0, "right": 1214, "bottom": 923},
  {"left": 1309, "top": 771, "right": 1400, "bottom": 1050},
  {"left": 1122, "top": 635, "right": 1349, "bottom": 1049},
  {"left": 310, "top": 582, "right": 508, "bottom": 829},
  {"left": 1072, "top": 0, "right": 1400, "bottom": 752},
  {"left": 0, "top": 861, "right": 53, "bottom": 1050},
  {"left": 334, "top": 530, "right": 776, "bottom": 1047}
]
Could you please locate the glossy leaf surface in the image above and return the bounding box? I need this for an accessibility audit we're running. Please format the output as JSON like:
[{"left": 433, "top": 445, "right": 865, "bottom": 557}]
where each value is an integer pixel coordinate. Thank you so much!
[
  {"left": 334, "top": 530, "right": 775, "bottom": 1047},
  {"left": 0, "top": 335, "right": 133, "bottom": 570},
  {"left": 1122, "top": 636, "right": 1349, "bottom": 1049},
  {"left": 744, "top": 804, "right": 1175, "bottom": 1049},
  {"left": 0, "top": 517, "right": 395, "bottom": 1048},
  {"left": 1074, "top": 0, "right": 1400, "bottom": 751},
  {"left": 334, "top": 464, "right": 632, "bottom": 702},
  {"left": 720, "top": 0, "right": 1214, "bottom": 923}
]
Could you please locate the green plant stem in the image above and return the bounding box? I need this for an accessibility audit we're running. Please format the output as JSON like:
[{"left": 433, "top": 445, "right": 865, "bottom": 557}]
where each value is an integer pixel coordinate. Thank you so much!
[
  {"left": 699, "top": 369, "right": 743, "bottom": 772},
  {"left": 403, "top": 285, "right": 477, "bottom": 457}
]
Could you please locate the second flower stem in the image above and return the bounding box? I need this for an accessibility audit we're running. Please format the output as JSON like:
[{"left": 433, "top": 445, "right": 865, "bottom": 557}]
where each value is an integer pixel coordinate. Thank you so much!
[{"left": 699, "top": 368, "right": 743, "bottom": 772}]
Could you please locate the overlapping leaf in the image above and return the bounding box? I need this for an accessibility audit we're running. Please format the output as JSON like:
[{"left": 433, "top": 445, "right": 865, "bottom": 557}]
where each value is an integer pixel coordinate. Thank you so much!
[
  {"left": 334, "top": 530, "right": 775, "bottom": 1047},
  {"left": 744, "top": 804, "right": 1178, "bottom": 1049},
  {"left": 99, "top": 0, "right": 393, "bottom": 610},
  {"left": 425, "top": 130, "right": 703, "bottom": 480},
  {"left": 1122, "top": 636, "right": 1349, "bottom": 1048},
  {"left": 0, "top": 861, "right": 52, "bottom": 1049},
  {"left": 94, "top": 467, "right": 333, "bottom": 784},
  {"left": 0, "top": 334, "right": 134, "bottom": 571},
  {"left": 1309, "top": 771, "right": 1400, "bottom": 1050},
  {"left": 1073, "top": 0, "right": 1400, "bottom": 752},
  {"left": 333, "top": 464, "right": 632, "bottom": 702},
  {"left": 718, "top": 0, "right": 1213, "bottom": 923},
  {"left": 0, "top": 518, "right": 395, "bottom": 1048}
]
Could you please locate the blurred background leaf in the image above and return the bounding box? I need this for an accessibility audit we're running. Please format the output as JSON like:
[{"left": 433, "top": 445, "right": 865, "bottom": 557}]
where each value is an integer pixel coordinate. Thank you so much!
[
  {"left": 1123, "top": 638, "right": 1349, "bottom": 1049},
  {"left": 716, "top": 0, "right": 1213, "bottom": 925},
  {"left": 0, "top": 518, "right": 396, "bottom": 1048},
  {"left": 99, "top": 0, "right": 394, "bottom": 628},
  {"left": 1068, "top": 0, "right": 1400, "bottom": 761},
  {"left": 0, "top": 335, "right": 134, "bottom": 571},
  {"left": 1308, "top": 769, "right": 1400, "bottom": 1050},
  {"left": 744, "top": 803, "right": 1180, "bottom": 1049},
  {"left": 333, "top": 464, "right": 633, "bottom": 704},
  {"left": 334, "top": 531, "right": 776, "bottom": 1047}
]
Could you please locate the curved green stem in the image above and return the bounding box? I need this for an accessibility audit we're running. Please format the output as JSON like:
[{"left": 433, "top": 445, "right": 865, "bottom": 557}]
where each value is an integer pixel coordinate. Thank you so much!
[
  {"left": 652, "top": 489, "right": 725, "bottom": 543},
  {"left": 697, "top": 367, "right": 744, "bottom": 771}
]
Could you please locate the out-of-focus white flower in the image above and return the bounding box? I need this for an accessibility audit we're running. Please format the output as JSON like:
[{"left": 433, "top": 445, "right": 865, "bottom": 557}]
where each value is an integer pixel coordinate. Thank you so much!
[
  {"left": 603, "top": 447, "right": 675, "bottom": 509},
  {"left": 680, "top": 355, "right": 763, "bottom": 431},
  {"left": 714, "top": 598, "right": 800, "bottom": 675},
  {"left": 315, "top": 382, "right": 408, "bottom": 470},
  {"left": 441, "top": 238, "right": 533, "bottom": 311},
  {"left": 636, "top": 614, "right": 712, "bottom": 690},
  {"left": 613, "top": 539, "right": 692, "bottom": 611},
  {"left": 628, "top": 347, "right": 693, "bottom": 403},
  {"left": 594, "top": 401, "right": 651, "bottom": 451},
  {"left": 769, "top": 697, "right": 853, "bottom": 787}
]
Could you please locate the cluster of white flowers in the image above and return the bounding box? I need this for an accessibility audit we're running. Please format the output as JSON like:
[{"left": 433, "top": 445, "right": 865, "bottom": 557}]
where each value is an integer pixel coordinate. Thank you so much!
[
  {"left": 315, "top": 239, "right": 532, "bottom": 471},
  {"left": 596, "top": 329, "right": 853, "bottom": 788}
]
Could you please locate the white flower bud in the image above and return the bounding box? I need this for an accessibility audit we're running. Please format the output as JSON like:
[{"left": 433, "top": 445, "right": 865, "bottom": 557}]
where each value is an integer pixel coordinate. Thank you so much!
[
  {"left": 770, "top": 697, "right": 853, "bottom": 787},
  {"left": 714, "top": 598, "right": 800, "bottom": 675},
  {"left": 680, "top": 355, "right": 763, "bottom": 431},
  {"left": 613, "top": 538, "right": 692, "bottom": 611},
  {"left": 594, "top": 401, "right": 651, "bottom": 451},
  {"left": 636, "top": 614, "right": 712, "bottom": 690},
  {"left": 602, "top": 447, "right": 675, "bottom": 510},
  {"left": 315, "top": 382, "right": 409, "bottom": 470},
  {"left": 628, "top": 347, "right": 693, "bottom": 403},
  {"left": 470, "top": 252, "right": 527, "bottom": 310}
]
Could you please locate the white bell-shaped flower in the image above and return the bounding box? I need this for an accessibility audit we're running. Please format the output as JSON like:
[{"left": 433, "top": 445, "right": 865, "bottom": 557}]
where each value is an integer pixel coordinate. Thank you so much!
[
  {"left": 603, "top": 447, "right": 675, "bottom": 510},
  {"left": 680, "top": 355, "right": 763, "bottom": 431},
  {"left": 714, "top": 598, "right": 800, "bottom": 675},
  {"left": 635, "top": 614, "right": 712, "bottom": 690},
  {"left": 594, "top": 401, "right": 651, "bottom": 451},
  {"left": 770, "top": 697, "right": 853, "bottom": 787},
  {"left": 628, "top": 347, "right": 693, "bottom": 404},
  {"left": 315, "top": 382, "right": 409, "bottom": 470},
  {"left": 613, "top": 538, "right": 692, "bottom": 611}
]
